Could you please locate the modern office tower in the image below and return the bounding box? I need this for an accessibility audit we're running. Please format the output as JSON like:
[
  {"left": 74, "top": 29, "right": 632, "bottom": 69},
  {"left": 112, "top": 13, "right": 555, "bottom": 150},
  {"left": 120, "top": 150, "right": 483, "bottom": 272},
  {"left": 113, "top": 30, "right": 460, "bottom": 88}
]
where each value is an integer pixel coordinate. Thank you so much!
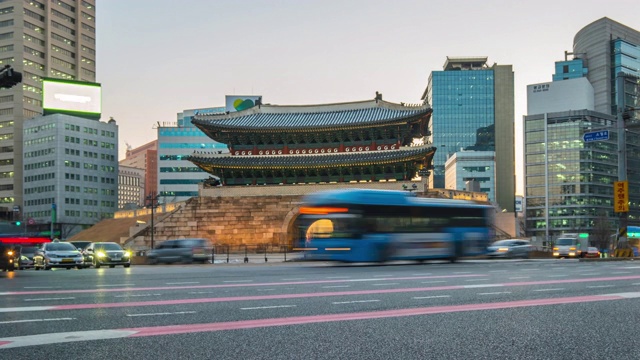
[
  {"left": 422, "top": 57, "right": 515, "bottom": 211},
  {"left": 0, "top": 0, "right": 96, "bottom": 219},
  {"left": 118, "top": 165, "right": 144, "bottom": 209},
  {"left": 523, "top": 109, "right": 619, "bottom": 243},
  {"left": 23, "top": 114, "right": 117, "bottom": 238},
  {"left": 120, "top": 140, "right": 158, "bottom": 199},
  {"left": 444, "top": 151, "right": 496, "bottom": 202},
  {"left": 573, "top": 17, "right": 640, "bottom": 117},
  {"left": 157, "top": 107, "right": 228, "bottom": 203}
]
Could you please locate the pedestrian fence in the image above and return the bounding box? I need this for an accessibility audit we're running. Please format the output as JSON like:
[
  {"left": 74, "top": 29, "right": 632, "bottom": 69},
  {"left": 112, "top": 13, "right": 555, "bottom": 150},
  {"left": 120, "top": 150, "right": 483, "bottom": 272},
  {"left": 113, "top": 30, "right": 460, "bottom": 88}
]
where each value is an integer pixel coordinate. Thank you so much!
[{"left": 210, "top": 244, "right": 302, "bottom": 264}]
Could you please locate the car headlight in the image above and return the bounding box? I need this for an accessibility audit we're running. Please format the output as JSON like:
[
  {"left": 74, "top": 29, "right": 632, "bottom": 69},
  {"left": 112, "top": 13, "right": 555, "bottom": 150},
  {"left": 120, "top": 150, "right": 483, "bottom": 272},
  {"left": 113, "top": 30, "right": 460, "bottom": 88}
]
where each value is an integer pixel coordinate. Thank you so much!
[
  {"left": 7, "top": 250, "right": 13, "bottom": 256},
  {"left": 97, "top": 252, "right": 106, "bottom": 258}
]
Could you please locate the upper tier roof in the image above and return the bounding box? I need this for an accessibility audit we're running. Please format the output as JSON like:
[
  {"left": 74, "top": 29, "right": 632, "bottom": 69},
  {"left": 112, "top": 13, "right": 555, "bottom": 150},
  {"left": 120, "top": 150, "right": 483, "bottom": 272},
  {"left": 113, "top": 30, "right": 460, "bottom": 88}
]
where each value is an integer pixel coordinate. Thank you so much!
[{"left": 191, "top": 99, "right": 431, "bottom": 132}]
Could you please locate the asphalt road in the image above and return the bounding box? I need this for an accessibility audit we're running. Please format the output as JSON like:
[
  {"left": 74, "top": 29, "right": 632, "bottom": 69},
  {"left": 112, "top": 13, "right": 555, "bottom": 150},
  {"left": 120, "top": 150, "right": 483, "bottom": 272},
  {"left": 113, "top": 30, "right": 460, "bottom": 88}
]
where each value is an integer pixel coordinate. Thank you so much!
[{"left": 2, "top": 259, "right": 640, "bottom": 359}]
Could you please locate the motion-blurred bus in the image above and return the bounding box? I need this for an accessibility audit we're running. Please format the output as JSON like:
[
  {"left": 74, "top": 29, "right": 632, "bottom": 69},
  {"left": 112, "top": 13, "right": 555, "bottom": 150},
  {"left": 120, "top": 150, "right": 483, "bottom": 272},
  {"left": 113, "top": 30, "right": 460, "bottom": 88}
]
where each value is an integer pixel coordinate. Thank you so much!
[{"left": 296, "top": 189, "right": 494, "bottom": 263}]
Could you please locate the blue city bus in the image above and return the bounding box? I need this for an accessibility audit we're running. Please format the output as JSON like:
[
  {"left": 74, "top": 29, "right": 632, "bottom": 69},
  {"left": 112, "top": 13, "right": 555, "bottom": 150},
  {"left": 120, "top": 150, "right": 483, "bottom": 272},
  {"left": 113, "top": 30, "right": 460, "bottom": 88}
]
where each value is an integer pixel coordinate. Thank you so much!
[{"left": 296, "top": 189, "right": 494, "bottom": 263}]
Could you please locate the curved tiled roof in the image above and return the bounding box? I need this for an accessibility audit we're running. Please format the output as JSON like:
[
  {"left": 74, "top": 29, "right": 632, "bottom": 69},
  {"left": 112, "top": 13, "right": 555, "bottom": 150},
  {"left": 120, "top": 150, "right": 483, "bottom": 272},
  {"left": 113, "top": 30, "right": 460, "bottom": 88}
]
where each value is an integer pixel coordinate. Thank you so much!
[
  {"left": 188, "top": 146, "right": 436, "bottom": 170},
  {"left": 191, "top": 99, "right": 431, "bottom": 132}
]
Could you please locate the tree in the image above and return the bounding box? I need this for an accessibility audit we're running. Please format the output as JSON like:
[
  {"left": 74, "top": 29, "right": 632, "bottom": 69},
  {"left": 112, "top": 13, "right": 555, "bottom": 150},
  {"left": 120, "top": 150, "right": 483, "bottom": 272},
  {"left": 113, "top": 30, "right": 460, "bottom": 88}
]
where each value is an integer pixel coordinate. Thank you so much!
[{"left": 591, "top": 211, "right": 613, "bottom": 251}]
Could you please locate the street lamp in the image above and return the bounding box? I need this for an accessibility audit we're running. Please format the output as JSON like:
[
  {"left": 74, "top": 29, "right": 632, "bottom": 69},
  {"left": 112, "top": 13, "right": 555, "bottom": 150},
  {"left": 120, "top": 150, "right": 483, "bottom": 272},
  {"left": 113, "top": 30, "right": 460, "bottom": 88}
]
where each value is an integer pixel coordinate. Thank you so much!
[{"left": 146, "top": 193, "right": 159, "bottom": 250}]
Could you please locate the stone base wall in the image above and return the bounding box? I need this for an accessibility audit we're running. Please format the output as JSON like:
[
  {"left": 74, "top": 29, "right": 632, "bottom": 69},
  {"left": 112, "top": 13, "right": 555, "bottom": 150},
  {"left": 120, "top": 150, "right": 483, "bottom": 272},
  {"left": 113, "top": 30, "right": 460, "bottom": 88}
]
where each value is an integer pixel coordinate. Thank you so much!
[{"left": 142, "top": 195, "right": 303, "bottom": 249}]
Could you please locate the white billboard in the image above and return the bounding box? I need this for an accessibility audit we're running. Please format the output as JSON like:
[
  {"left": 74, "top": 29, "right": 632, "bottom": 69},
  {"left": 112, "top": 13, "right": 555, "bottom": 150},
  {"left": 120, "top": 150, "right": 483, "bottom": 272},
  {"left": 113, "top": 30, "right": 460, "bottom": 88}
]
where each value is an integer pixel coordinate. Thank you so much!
[
  {"left": 225, "top": 95, "right": 262, "bottom": 113},
  {"left": 43, "top": 79, "right": 102, "bottom": 115}
]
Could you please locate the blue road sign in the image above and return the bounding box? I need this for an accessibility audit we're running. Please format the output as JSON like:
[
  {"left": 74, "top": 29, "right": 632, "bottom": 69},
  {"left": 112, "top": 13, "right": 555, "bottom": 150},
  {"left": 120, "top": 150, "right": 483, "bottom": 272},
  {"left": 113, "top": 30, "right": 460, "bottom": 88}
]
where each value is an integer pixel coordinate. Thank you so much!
[{"left": 583, "top": 130, "right": 609, "bottom": 142}]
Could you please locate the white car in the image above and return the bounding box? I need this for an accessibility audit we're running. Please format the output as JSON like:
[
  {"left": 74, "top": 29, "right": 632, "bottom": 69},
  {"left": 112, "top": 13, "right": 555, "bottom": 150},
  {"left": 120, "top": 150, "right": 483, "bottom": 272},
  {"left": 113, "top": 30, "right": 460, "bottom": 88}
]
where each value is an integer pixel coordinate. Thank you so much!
[{"left": 33, "top": 241, "right": 84, "bottom": 270}]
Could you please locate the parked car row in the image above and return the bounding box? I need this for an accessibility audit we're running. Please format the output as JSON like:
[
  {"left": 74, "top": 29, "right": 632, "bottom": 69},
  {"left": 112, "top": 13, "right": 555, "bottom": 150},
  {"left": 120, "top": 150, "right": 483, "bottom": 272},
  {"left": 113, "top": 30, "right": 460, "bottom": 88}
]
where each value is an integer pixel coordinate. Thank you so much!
[{"left": 23, "top": 240, "right": 131, "bottom": 270}]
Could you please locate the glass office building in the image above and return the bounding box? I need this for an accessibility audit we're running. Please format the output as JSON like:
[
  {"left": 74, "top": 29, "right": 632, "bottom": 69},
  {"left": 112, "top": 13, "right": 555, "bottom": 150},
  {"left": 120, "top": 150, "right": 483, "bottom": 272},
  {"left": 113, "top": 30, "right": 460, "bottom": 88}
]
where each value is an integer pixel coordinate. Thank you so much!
[
  {"left": 422, "top": 57, "right": 515, "bottom": 211},
  {"left": 157, "top": 107, "right": 228, "bottom": 203},
  {"left": 523, "top": 110, "right": 628, "bottom": 241},
  {"left": 552, "top": 59, "right": 588, "bottom": 81}
]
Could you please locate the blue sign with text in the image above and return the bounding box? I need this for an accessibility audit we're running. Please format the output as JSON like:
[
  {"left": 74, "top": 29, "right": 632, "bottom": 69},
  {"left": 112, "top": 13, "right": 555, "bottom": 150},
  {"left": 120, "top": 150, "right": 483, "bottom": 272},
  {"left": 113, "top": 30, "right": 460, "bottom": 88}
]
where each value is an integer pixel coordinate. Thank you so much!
[{"left": 583, "top": 130, "right": 609, "bottom": 142}]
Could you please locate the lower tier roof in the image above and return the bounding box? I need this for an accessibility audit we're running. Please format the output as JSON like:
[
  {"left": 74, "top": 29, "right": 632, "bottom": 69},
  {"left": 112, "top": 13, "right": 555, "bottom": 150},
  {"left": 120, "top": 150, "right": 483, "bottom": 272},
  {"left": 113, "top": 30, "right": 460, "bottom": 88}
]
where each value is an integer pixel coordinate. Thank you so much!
[{"left": 188, "top": 145, "right": 436, "bottom": 171}]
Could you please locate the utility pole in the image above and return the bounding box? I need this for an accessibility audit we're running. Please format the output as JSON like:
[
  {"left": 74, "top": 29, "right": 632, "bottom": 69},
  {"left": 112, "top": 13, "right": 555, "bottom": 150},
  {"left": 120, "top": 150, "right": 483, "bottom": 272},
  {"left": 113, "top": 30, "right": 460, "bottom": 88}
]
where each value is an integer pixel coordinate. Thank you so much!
[
  {"left": 146, "top": 193, "right": 159, "bottom": 249},
  {"left": 615, "top": 72, "right": 629, "bottom": 249}
]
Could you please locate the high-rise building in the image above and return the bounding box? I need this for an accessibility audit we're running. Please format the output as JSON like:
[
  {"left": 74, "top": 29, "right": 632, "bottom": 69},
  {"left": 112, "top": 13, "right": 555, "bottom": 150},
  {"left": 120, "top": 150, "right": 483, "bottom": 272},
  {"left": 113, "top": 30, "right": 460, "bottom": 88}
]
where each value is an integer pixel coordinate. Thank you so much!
[
  {"left": 573, "top": 17, "right": 640, "bottom": 116},
  {"left": 120, "top": 140, "right": 158, "bottom": 199},
  {"left": 444, "top": 151, "right": 496, "bottom": 202},
  {"left": 0, "top": 0, "right": 97, "bottom": 220},
  {"left": 422, "top": 57, "right": 515, "bottom": 211},
  {"left": 118, "top": 165, "right": 144, "bottom": 209},
  {"left": 23, "top": 114, "right": 117, "bottom": 239},
  {"left": 157, "top": 107, "right": 228, "bottom": 203}
]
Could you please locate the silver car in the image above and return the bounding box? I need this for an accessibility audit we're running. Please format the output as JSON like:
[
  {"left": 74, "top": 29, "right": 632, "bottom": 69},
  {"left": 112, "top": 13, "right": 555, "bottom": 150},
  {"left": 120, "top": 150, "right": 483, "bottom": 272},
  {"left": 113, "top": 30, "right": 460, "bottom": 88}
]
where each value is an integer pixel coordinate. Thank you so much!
[
  {"left": 486, "top": 240, "right": 531, "bottom": 259},
  {"left": 33, "top": 241, "right": 85, "bottom": 270}
]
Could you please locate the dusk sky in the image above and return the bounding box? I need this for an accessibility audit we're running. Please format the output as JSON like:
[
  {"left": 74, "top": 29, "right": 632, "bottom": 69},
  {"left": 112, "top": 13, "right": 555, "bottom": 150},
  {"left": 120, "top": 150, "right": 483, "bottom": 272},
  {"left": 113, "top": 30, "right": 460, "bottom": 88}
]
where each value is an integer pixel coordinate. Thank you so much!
[{"left": 95, "top": 0, "right": 639, "bottom": 194}]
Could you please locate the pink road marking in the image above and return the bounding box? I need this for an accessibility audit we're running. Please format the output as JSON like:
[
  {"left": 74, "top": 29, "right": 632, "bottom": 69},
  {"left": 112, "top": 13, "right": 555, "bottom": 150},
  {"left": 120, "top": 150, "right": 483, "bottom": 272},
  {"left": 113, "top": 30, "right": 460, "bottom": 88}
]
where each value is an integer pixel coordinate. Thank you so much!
[
  {"left": 124, "top": 294, "right": 623, "bottom": 337},
  {"left": 0, "top": 274, "right": 483, "bottom": 296},
  {"left": 0, "top": 341, "right": 11, "bottom": 347}
]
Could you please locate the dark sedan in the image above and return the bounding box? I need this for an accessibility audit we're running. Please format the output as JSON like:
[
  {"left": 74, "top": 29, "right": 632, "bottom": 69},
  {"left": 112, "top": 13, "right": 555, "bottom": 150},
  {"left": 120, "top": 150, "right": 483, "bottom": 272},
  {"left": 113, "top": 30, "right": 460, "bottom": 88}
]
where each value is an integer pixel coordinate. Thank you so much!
[{"left": 85, "top": 242, "right": 131, "bottom": 268}]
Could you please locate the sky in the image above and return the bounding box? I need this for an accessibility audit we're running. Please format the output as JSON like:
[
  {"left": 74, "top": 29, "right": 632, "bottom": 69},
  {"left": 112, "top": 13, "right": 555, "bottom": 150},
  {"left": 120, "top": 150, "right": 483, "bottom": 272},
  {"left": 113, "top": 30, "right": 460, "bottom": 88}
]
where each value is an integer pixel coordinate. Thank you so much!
[{"left": 95, "top": 0, "right": 640, "bottom": 195}]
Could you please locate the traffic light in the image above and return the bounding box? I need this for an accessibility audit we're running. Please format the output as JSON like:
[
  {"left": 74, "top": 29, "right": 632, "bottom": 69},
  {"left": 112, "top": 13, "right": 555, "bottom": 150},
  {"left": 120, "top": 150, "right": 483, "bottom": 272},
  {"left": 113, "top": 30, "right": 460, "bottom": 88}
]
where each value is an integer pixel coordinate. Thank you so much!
[
  {"left": 11, "top": 221, "right": 21, "bottom": 226},
  {"left": 0, "top": 65, "right": 22, "bottom": 89}
]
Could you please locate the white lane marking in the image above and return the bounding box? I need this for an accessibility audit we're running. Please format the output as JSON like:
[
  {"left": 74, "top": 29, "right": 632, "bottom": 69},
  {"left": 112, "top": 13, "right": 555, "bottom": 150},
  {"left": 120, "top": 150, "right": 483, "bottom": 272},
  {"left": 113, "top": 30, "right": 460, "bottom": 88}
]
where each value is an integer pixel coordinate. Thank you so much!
[
  {"left": 326, "top": 276, "right": 350, "bottom": 279},
  {"left": 632, "top": 283, "right": 640, "bottom": 286},
  {"left": 465, "top": 278, "right": 489, "bottom": 282},
  {"left": 622, "top": 266, "right": 640, "bottom": 269},
  {"left": 611, "top": 292, "right": 640, "bottom": 298},
  {"left": 24, "top": 287, "right": 54, "bottom": 289},
  {"left": 372, "top": 283, "right": 399, "bottom": 286},
  {"left": 332, "top": 300, "right": 380, "bottom": 304},
  {"left": 24, "top": 297, "right": 75, "bottom": 302},
  {"left": 96, "top": 284, "right": 135, "bottom": 287},
  {"left": 421, "top": 280, "right": 446, "bottom": 284},
  {"left": 509, "top": 276, "right": 529, "bottom": 279},
  {"left": 0, "top": 306, "right": 54, "bottom": 313},
  {"left": 587, "top": 285, "right": 615, "bottom": 289},
  {"left": 115, "top": 294, "right": 161, "bottom": 298},
  {"left": 547, "top": 275, "right": 568, "bottom": 277},
  {"left": 0, "top": 330, "right": 138, "bottom": 349},
  {"left": 464, "top": 284, "right": 502, "bottom": 289},
  {"left": 256, "top": 289, "right": 276, "bottom": 292},
  {"left": 579, "top": 273, "right": 600, "bottom": 276},
  {"left": 126, "top": 311, "right": 196, "bottom": 317},
  {"left": 223, "top": 280, "right": 254, "bottom": 283},
  {"left": 0, "top": 318, "right": 75, "bottom": 325},
  {"left": 240, "top": 305, "right": 296, "bottom": 310},
  {"left": 188, "top": 291, "right": 215, "bottom": 294},
  {"left": 489, "top": 270, "right": 507, "bottom": 273},
  {"left": 165, "top": 282, "right": 200, "bottom": 285},
  {"left": 321, "top": 285, "right": 350, "bottom": 289},
  {"left": 478, "top": 292, "right": 512, "bottom": 295},
  {"left": 532, "top": 288, "right": 565, "bottom": 292},
  {"left": 611, "top": 272, "right": 631, "bottom": 275},
  {"left": 413, "top": 295, "right": 451, "bottom": 300}
]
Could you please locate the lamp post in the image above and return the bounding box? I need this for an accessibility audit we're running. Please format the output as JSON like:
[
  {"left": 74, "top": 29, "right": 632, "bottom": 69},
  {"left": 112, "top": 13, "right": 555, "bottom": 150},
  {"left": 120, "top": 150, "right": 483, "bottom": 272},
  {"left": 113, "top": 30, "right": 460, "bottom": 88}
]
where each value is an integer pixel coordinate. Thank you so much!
[{"left": 146, "top": 193, "right": 159, "bottom": 250}]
